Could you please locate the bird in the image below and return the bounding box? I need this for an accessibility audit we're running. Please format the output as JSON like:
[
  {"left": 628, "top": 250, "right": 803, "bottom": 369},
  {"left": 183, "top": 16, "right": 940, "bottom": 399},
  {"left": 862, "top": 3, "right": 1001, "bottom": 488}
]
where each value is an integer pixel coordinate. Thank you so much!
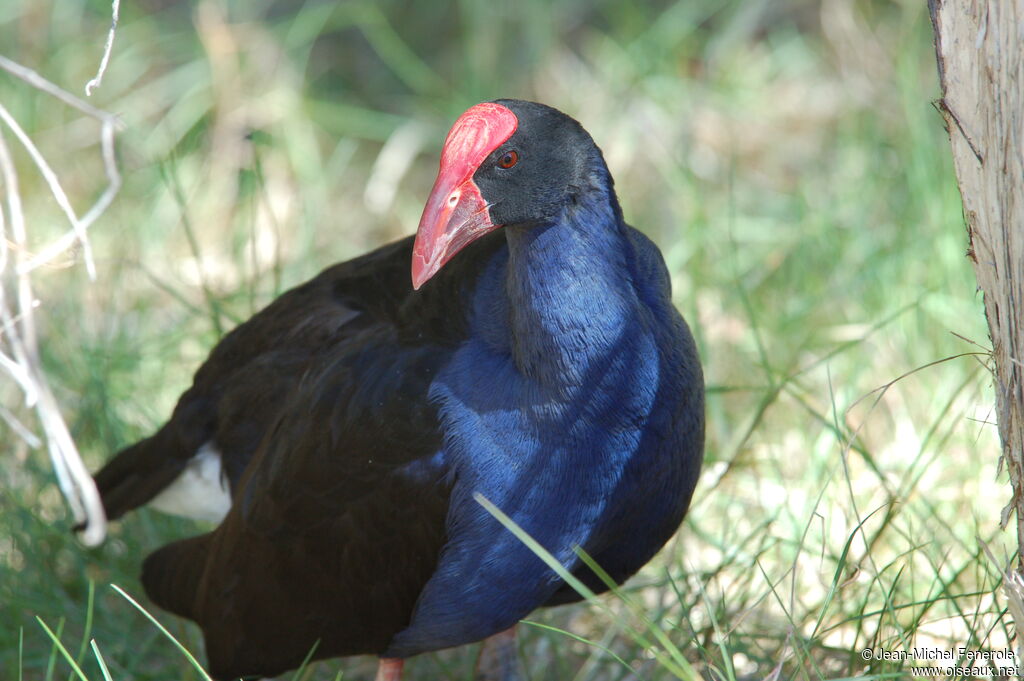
[{"left": 88, "top": 99, "right": 705, "bottom": 681}]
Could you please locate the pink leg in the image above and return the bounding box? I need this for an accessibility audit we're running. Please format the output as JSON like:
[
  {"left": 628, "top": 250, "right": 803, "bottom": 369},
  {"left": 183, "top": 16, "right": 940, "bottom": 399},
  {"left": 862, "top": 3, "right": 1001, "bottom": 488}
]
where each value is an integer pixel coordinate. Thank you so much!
[
  {"left": 375, "top": 658, "right": 404, "bottom": 681},
  {"left": 475, "top": 626, "right": 523, "bottom": 681}
]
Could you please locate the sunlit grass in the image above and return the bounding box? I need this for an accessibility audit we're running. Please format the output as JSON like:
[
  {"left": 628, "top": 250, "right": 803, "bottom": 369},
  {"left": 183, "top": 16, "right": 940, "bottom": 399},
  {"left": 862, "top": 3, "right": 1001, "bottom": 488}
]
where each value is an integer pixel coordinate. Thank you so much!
[{"left": 0, "top": 0, "right": 1009, "bottom": 679}]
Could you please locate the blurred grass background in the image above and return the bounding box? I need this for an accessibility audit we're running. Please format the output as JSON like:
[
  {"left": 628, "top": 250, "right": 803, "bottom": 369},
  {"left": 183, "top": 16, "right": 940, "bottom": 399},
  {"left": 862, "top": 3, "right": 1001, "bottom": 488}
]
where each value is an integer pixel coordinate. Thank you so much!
[{"left": 0, "top": 0, "right": 1012, "bottom": 679}]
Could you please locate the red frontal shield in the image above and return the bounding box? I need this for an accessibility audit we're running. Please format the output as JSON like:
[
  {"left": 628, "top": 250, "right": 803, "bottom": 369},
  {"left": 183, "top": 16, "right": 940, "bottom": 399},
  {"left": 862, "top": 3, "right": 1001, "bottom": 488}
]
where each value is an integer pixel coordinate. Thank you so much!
[{"left": 412, "top": 103, "right": 518, "bottom": 289}]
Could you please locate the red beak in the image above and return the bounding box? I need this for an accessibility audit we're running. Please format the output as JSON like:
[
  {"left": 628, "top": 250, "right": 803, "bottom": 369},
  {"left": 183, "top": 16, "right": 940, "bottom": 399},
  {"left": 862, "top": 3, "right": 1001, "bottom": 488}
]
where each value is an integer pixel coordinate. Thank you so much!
[{"left": 412, "top": 103, "right": 518, "bottom": 290}]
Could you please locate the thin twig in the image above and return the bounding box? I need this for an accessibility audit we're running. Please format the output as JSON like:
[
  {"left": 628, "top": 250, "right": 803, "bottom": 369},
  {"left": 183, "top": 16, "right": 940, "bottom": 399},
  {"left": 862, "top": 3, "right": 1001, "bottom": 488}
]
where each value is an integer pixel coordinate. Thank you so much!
[
  {"left": 0, "top": 126, "right": 39, "bottom": 403},
  {"left": 0, "top": 404, "right": 41, "bottom": 448},
  {"left": 18, "top": 120, "right": 121, "bottom": 276},
  {"left": 0, "top": 103, "right": 96, "bottom": 279},
  {"left": 0, "top": 52, "right": 125, "bottom": 277},
  {"left": 0, "top": 125, "right": 108, "bottom": 546},
  {"left": 85, "top": 0, "right": 121, "bottom": 96},
  {"left": 0, "top": 55, "right": 121, "bottom": 545},
  {"left": 936, "top": 97, "right": 985, "bottom": 165},
  {"left": 0, "top": 55, "right": 120, "bottom": 125}
]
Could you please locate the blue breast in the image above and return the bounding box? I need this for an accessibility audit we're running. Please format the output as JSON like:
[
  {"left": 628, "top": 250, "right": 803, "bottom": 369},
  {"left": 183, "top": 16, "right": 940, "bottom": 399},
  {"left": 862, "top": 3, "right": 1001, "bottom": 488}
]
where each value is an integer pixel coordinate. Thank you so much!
[{"left": 386, "top": 216, "right": 703, "bottom": 657}]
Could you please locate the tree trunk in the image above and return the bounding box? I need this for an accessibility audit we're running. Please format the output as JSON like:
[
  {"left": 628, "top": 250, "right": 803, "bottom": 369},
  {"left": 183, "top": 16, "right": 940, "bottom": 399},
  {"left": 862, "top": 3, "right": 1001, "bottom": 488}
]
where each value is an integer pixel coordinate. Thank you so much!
[
  {"left": 930, "top": 1, "right": 1024, "bottom": 549},
  {"left": 929, "top": 0, "right": 1024, "bottom": 646}
]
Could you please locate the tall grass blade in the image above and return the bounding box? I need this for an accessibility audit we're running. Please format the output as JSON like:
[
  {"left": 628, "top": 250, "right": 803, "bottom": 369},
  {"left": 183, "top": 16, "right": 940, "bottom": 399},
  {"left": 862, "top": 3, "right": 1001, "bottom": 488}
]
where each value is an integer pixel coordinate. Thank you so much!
[
  {"left": 35, "top": 618, "right": 89, "bottom": 681},
  {"left": 475, "top": 493, "right": 699, "bottom": 680},
  {"left": 89, "top": 641, "right": 113, "bottom": 681},
  {"left": 110, "top": 584, "right": 213, "bottom": 681}
]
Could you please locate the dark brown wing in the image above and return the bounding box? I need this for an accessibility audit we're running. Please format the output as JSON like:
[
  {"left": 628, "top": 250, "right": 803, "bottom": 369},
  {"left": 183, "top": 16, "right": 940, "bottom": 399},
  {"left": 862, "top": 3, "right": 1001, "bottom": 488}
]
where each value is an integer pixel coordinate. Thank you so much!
[
  {"left": 110, "top": 233, "right": 507, "bottom": 679},
  {"left": 94, "top": 237, "right": 420, "bottom": 519},
  {"left": 141, "top": 336, "right": 453, "bottom": 679}
]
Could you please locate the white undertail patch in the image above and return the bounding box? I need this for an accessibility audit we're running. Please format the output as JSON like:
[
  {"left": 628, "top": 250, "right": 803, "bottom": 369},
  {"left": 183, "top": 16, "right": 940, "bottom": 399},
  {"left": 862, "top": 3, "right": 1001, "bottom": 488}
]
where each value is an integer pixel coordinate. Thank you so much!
[{"left": 149, "top": 442, "right": 232, "bottom": 523}]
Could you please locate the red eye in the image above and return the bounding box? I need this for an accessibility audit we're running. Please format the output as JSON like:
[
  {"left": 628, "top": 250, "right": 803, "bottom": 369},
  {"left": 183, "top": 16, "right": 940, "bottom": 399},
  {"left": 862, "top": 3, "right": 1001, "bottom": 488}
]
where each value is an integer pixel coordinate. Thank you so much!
[{"left": 498, "top": 150, "right": 519, "bottom": 169}]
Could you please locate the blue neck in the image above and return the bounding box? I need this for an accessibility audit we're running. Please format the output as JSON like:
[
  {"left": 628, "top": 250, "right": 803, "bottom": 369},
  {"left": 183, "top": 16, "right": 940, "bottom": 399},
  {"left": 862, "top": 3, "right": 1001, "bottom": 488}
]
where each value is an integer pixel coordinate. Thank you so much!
[
  {"left": 501, "top": 192, "right": 635, "bottom": 390},
  {"left": 397, "top": 173, "right": 698, "bottom": 658}
]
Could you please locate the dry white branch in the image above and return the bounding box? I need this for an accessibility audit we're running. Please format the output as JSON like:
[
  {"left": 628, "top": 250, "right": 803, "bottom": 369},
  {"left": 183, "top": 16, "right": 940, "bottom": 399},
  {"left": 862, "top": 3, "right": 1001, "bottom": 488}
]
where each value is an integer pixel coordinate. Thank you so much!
[
  {"left": 0, "top": 103, "right": 97, "bottom": 279},
  {"left": 85, "top": 0, "right": 122, "bottom": 96},
  {"left": 0, "top": 54, "right": 123, "bottom": 546},
  {"left": 0, "top": 54, "right": 124, "bottom": 277},
  {"left": 0, "top": 124, "right": 39, "bottom": 402},
  {"left": 0, "top": 55, "right": 119, "bottom": 122},
  {"left": 0, "top": 403, "right": 42, "bottom": 448}
]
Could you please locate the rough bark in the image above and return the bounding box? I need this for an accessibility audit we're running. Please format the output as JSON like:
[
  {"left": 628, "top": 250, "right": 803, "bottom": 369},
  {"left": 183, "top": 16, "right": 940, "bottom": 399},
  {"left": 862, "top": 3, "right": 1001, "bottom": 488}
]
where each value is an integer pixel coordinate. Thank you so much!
[
  {"left": 929, "top": 0, "right": 1024, "bottom": 649},
  {"left": 930, "top": 0, "right": 1024, "bottom": 549}
]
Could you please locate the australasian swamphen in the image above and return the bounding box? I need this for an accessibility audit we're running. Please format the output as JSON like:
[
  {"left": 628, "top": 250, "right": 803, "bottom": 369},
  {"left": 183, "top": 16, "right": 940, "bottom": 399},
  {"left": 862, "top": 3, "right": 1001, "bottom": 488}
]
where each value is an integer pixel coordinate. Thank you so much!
[{"left": 88, "top": 100, "right": 705, "bottom": 681}]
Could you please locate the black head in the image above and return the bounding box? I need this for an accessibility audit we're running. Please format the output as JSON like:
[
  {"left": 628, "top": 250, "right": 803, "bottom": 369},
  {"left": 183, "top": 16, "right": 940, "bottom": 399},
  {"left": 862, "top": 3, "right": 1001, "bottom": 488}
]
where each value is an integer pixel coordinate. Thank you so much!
[
  {"left": 411, "top": 99, "right": 618, "bottom": 288},
  {"left": 473, "top": 99, "right": 612, "bottom": 228}
]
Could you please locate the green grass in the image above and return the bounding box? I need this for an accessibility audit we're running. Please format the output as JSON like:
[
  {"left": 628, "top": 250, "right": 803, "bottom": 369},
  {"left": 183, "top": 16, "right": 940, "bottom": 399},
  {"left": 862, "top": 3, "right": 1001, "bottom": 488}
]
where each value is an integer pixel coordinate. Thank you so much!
[{"left": 0, "top": 0, "right": 1012, "bottom": 679}]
